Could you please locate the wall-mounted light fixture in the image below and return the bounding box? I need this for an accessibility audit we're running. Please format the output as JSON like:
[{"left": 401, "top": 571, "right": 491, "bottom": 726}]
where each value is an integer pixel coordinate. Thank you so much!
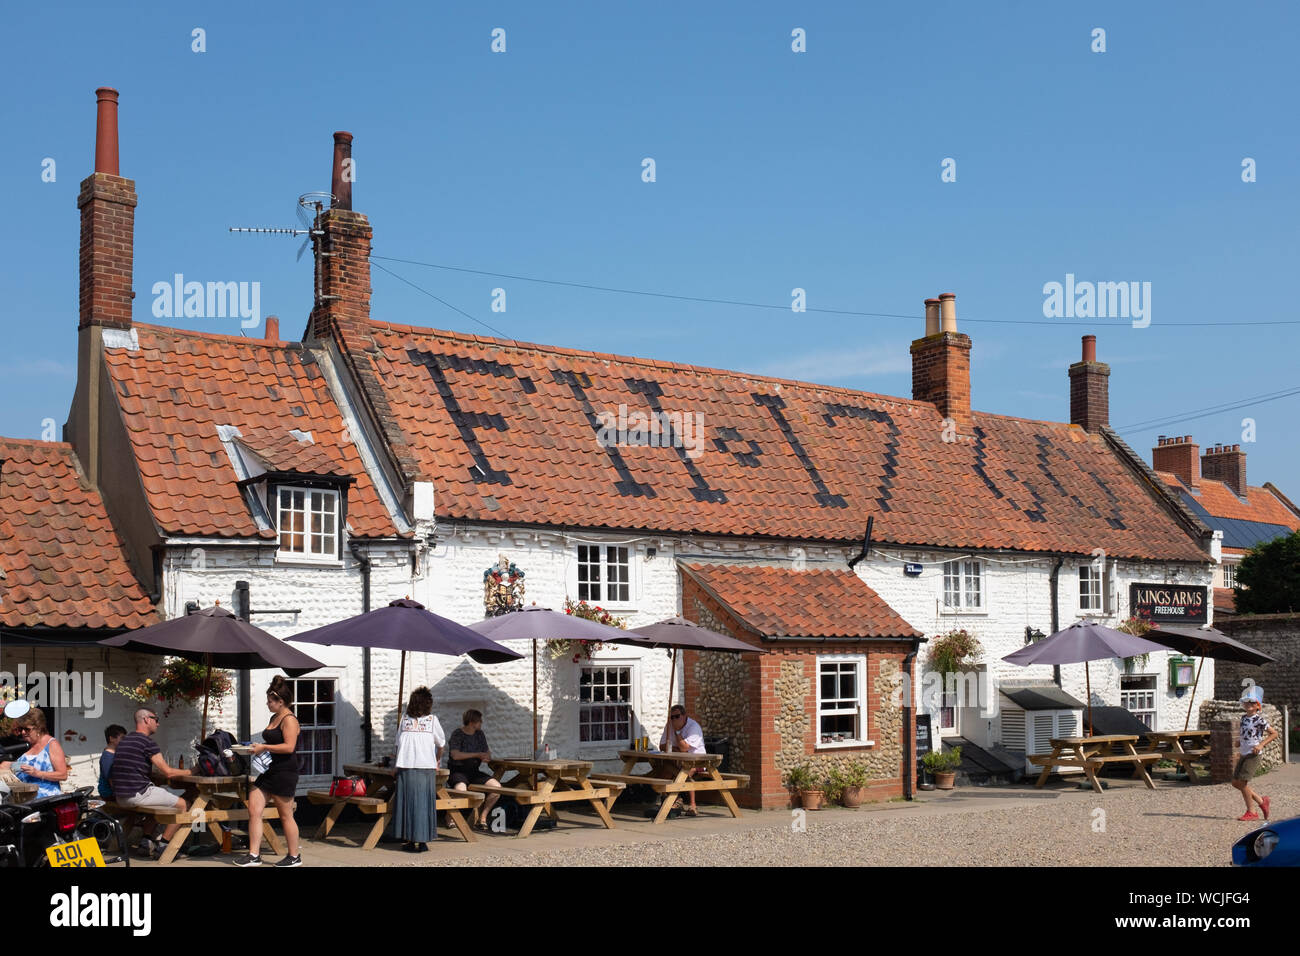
[{"left": 1024, "top": 626, "right": 1045, "bottom": 645}]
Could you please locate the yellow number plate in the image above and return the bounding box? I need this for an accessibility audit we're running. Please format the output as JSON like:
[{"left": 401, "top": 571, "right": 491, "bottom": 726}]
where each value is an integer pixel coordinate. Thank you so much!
[{"left": 45, "top": 836, "right": 107, "bottom": 868}]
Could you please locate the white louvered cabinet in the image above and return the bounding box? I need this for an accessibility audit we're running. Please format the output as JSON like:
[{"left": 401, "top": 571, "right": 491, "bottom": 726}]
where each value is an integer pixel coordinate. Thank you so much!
[{"left": 999, "top": 703, "right": 1084, "bottom": 775}]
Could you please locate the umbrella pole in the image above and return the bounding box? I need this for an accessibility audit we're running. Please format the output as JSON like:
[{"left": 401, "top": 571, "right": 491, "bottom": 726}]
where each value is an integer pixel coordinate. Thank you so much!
[
  {"left": 200, "top": 658, "right": 212, "bottom": 741},
  {"left": 532, "top": 639, "right": 538, "bottom": 755},
  {"left": 1086, "top": 662, "right": 1092, "bottom": 737},
  {"left": 396, "top": 650, "right": 406, "bottom": 730},
  {"left": 1185, "top": 655, "right": 1206, "bottom": 732},
  {"left": 664, "top": 649, "right": 677, "bottom": 750}
]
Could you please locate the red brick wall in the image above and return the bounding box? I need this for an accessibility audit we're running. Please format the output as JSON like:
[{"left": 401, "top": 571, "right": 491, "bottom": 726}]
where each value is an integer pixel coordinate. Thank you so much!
[
  {"left": 1068, "top": 359, "right": 1111, "bottom": 433},
  {"left": 309, "top": 208, "right": 373, "bottom": 341},
  {"left": 1153, "top": 437, "right": 1199, "bottom": 486}
]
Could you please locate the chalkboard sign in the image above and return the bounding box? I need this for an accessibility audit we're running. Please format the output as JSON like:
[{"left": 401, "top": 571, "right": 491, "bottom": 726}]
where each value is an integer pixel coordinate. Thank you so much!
[{"left": 915, "top": 714, "right": 932, "bottom": 757}]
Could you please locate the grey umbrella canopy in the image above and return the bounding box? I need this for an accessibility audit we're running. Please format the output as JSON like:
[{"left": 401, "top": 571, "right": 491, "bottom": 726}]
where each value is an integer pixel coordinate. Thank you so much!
[
  {"left": 468, "top": 606, "right": 626, "bottom": 752},
  {"left": 1003, "top": 621, "right": 1170, "bottom": 735},
  {"left": 1143, "top": 623, "right": 1276, "bottom": 730},
  {"left": 288, "top": 598, "right": 522, "bottom": 720},
  {"left": 611, "top": 617, "right": 762, "bottom": 654},
  {"left": 100, "top": 604, "right": 325, "bottom": 738}
]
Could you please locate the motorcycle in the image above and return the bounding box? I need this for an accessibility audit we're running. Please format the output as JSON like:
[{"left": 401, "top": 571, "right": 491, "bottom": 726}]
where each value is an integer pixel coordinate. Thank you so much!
[{"left": 0, "top": 743, "right": 130, "bottom": 867}]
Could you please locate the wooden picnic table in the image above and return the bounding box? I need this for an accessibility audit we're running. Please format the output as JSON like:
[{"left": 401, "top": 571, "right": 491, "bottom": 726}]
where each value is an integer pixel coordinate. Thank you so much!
[
  {"left": 308, "top": 763, "right": 481, "bottom": 849},
  {"left": 1143, "top": 730, "right": 1212, "bottom": 783},
  {"left": 477, "top": 758, "right": 615, "bottom": 838},
  {"left": 589, "top": 750, "right": 748, "bottom": 823},
  {"left": 1028, "top": 735, "right": 1159, "bottom": 794},
  {"left": 143, "top": 774, "right": 287, "bottom": 865}
]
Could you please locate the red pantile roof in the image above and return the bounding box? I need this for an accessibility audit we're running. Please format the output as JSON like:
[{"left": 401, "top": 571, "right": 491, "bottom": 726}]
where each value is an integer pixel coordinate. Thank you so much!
[
  {"left": 0, "top": 439, "right": 156, "bottom": 631},
  {"left": 364, "top": 322, "right": 1205, "bottom": 561},
  {"left": 102, "top": 325, "right": 400, "bottom": 540},
  {"left": 1155, "top": 471, "right": 1300, "bottom": 528},
  {"left": 681, "top": 563, "right": 921, "bottom": 639},
  {"left": 1214, "top": 587, "right": 1236, "bottom": 614}
]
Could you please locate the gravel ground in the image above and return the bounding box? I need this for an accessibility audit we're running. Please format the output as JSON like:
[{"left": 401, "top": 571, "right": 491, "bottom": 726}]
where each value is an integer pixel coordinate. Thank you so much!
[{"left": 427, "top": 767, "right": 1300, "bottom": 867}]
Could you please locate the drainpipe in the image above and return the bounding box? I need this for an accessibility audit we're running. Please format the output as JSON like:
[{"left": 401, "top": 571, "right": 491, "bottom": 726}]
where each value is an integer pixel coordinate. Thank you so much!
[
  {"left": 350, "top": 544, "right": 373, "bottom": 762},
  {"left": 903, "top": 638, "right": 922, "bottom": 801},
  {"left": 1049, "top": 556, "right": 1064, "bottom": 687},
  {"left": 235, "top": 580, "right": 252, "bottom": 742}
]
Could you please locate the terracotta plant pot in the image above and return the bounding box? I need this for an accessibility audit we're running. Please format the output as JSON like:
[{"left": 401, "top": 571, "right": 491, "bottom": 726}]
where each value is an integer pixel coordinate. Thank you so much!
[
  {"left": 842, "top": 785, "right": 864, "bottom": 808},
  {"left": 799, "top": 789, "right": 825, "bottom": 810},
  {"left": 934, "top": 772, "right": 956, "bottom": 790}
]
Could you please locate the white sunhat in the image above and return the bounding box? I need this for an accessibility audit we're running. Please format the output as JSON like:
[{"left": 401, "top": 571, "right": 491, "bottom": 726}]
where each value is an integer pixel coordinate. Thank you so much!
[{"left": 1239, "top": 685, "right": 1264, "bottom": 705}]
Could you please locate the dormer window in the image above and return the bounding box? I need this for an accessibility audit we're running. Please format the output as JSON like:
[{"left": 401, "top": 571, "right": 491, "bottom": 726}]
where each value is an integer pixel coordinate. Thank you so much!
[{"left": 277, "top": 486, "right": 339, "bottom": 559}]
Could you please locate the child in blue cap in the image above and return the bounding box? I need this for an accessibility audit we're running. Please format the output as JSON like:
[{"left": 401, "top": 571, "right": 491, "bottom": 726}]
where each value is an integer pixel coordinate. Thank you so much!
[{"left": 1232, "top": 685, "right": 1277, "bottom": 821}]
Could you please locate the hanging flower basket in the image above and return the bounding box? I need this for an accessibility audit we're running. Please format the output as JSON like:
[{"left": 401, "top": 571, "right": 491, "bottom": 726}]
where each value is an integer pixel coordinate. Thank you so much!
[
  {"left": 547, "top": 598, "right": 628, "bottom": 661},
  {"left": 110, "top": 657, "right": 235, "bottom": 717}
]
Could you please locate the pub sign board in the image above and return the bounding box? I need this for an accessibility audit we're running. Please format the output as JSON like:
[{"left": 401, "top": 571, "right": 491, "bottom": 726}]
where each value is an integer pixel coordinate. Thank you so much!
[{"left": 1129, "top": 584, "right": 1208, "bottom": 624}]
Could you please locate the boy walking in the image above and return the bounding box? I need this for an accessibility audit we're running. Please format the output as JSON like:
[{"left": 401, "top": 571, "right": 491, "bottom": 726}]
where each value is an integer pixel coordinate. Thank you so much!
[{"left": 1232, "top": 686, "right": 1278, "bottom": 822}]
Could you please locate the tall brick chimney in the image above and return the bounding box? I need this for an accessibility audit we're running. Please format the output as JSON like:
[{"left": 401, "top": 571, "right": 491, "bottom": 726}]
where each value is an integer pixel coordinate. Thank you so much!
[
  {"left": 1153, "top": 435, "right": 1200, "bottom": 488},
  {"left": 1068, "top": 334, "right": 1109, "bottom": 434},
  {"left": 308, "top": 131, "right": 371, "bottom": 342},
  {"left": 68, "top": 88, "right": 137, "bottom": 485},
  {"left": 79, "top": 88, "right": 136, "bottom": 331},
  {"left": 1203, "top": 443, "right": 1247, "bottom": 496},
  {"left": 910, "top": 292, "right": 971, "bottom": 422}
]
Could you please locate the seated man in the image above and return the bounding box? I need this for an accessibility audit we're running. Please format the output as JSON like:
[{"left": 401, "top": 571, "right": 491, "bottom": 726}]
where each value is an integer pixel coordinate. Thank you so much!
[
  {"left": 109, "top": 708, "right": 193, "bottom": 859},
  {"left": 658, "top": 706, "right": 706, "bottom": 816},
  {"left": 97, "top": 723, "right": 126, "bottom": 799}
]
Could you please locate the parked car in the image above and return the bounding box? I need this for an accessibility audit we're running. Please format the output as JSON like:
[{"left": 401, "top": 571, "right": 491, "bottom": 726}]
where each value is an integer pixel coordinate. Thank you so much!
[{"left": 1232, "top": 815, "right": 1300, "bottom": 866}]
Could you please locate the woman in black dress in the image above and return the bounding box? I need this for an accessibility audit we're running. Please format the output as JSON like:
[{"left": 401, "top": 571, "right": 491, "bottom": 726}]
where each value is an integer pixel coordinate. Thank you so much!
[{"left": 235, "top": 676, "right": 301, "bottom": 867}]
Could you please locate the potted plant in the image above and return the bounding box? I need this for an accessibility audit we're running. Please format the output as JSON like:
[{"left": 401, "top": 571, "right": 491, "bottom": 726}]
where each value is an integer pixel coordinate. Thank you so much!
[
  {"left": 840, "top": 761, "right": 869, "bottom": 808},
  {"left": 921, "top": 746, "right": 962, "bottom": 790},
  {"left": 1118, "top": 615, "right": 1152, "bottom": 673},
  {"left": 823, "top": 767, "right": 845, "bottom": 807},
  {"left": 786, "top": 765, "right": 825, "bottom": 810}
]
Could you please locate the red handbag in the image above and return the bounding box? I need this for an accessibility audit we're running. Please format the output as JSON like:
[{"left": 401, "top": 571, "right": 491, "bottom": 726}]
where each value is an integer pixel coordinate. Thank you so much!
[{"left": 329, "top": 776, "right": 366, "bottom": 798}]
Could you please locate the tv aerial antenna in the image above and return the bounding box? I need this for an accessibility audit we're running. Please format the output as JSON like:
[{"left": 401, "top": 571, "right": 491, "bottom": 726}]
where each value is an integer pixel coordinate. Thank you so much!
[{"left": 228, "top": 192, "right": 334, "bottom": 262}]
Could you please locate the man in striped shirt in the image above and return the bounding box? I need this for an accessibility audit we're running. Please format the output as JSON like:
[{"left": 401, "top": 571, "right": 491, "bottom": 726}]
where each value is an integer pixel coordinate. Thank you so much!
[{"left": 109, "top": 708, "right": 193, "bottom": 856}]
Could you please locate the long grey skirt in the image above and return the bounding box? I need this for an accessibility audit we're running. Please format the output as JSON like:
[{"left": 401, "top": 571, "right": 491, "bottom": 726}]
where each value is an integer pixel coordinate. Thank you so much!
[{"left": 392, "top": 768, "right": 439, "bottom": 842}]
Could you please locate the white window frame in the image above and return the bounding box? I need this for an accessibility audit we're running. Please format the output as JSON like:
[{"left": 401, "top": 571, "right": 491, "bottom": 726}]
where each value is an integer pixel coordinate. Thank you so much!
[
  {"left": 941, "top": 559, "right": 985, "bottom": 613},
  {"left": 1079, "top": 565, "right": 1103, "bottom": 613},
  {"left": 816, "top": 654, "right": 872, "bottom": 749},
  {"left": 577, "top": 659, "right": 639, "bottom": 755},
  {"left": 283, "top": 674, "right": 339, "bottom": 792},
  {"left": 569, "top": 542, "right": 638, "bottom": 610},
  {"left": 274, "top": 485, "right": 342, "bottom": 564},
  {"left": 1120, "top": 674, "right": 1158, "bottom": 731},
  {"left": 1222, "top": 562, "right": 1236, "bottom": 589}
]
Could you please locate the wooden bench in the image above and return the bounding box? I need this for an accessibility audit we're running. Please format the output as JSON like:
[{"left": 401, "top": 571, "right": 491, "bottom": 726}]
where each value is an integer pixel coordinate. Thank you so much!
[{"left": 309, "top": 787, "right": 483, "bottom": 848}]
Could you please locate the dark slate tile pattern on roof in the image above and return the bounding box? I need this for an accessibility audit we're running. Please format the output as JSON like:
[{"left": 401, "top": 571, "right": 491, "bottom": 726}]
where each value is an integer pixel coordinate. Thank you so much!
[{"left": 367, "top": 323, "right": 1206, "bottom": 561}]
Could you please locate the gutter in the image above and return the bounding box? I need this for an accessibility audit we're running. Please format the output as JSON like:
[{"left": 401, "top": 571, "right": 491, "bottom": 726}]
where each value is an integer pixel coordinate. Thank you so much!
[
  {"left": 350, "top": 543, "right": 373, "bottom": 762},
  {"left": 1049, "top": 555, "right": 1064, "bottom": 687}
]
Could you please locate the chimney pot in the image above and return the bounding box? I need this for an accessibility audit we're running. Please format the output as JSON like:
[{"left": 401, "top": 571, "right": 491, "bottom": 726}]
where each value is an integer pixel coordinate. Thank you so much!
[
  {"left": 938, "top": 293, "right": 957, "bottom": 332},
  {"left": 94, "top": 87, "right": 120, "bottom": 176},
  {"left": 331, "top": 131, "right": 353, "bottom": 211},
  {"left": 1081, "top": 334, "right": 1096, "bottom": 363},
  {"left": 924, "top": 298, "right": 941, "bottom": 336},
  {"left": 265, "top": 315, "right": 279, "bottom": 342}
]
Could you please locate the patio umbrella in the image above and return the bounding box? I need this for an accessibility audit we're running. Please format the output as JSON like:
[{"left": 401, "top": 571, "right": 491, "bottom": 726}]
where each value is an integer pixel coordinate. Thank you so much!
[
  {"left": 468, "top": 606, "right": 624, "bottom": 753},
  {"left": 287, "top": 598, "right": 522, "bottom": 720},
  {"left": 1143, "top": 623, "right": 1276, "bottom": 730},
  {"left": 609, "top": 618, "right": 761, "bottom": 751},
  {"left": 100, "top": 604, "right": 325, "bottom": 738},
  {"left": 1002, "top": 621, "right": 1169, "bottom": 736}
]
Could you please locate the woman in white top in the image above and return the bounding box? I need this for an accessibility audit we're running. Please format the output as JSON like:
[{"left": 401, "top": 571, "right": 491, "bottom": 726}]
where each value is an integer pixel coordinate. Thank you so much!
[{"left": 392, "top": 686, "right": 445, "bottom": 853}]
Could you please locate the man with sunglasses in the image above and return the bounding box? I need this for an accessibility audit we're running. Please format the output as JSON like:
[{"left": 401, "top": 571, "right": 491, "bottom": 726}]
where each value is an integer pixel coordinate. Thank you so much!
[
  {"left": 659, "top": 706, "right": 706, "bottom": 817},
  {"left": 109, "top": 707, "right": 192, "bottom": 858}
]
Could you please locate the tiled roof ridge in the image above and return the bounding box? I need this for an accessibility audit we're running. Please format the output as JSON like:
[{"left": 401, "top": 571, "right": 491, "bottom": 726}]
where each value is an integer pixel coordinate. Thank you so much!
[
  {"left": 370, "top": 319, "right": 1094, "bottom": 430},
  {"left": 120, "top": 321, "right": 306, "bottom": 350},
  {"left": 0, "top": 437, "right": 77, "bottom": 451},
  {"left": 1261, "top": 482, "right": 1300, "bottom": 520},
  {"left": 1101, "top": 426, "right": 1212, "bottom": 548}
]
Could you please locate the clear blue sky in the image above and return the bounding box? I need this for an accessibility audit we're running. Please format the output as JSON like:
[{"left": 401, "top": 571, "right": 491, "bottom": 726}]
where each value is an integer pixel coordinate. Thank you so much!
[{"left": 3, "top": 1, "right": 1297, "bottom": 490}]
